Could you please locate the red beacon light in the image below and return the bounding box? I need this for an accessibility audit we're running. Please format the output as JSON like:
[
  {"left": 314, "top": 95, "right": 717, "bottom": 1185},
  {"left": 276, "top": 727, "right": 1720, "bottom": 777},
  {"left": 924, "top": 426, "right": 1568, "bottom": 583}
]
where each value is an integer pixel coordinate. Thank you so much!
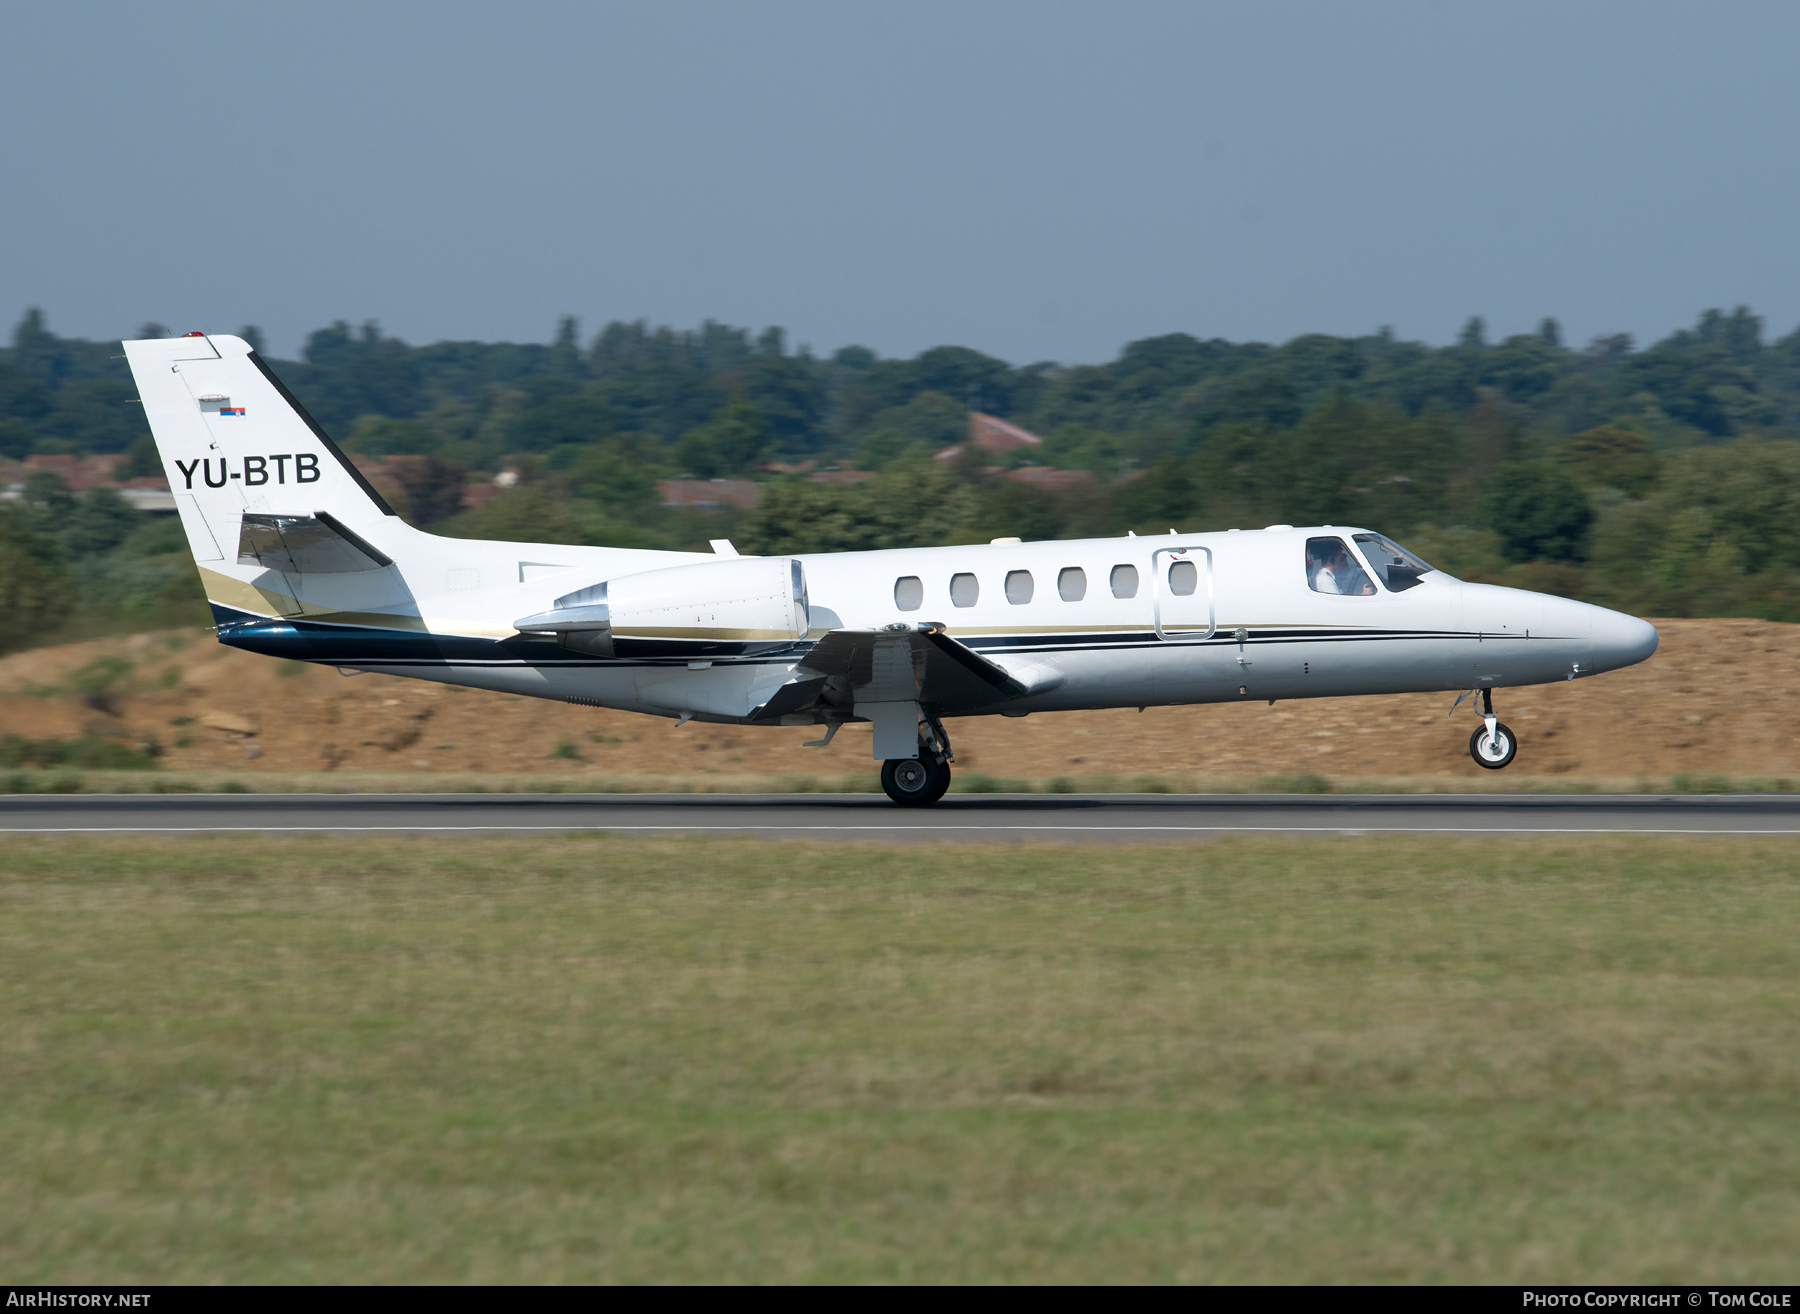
[{"left": 182, "top": 331, "right": 206, "bottom": 337}]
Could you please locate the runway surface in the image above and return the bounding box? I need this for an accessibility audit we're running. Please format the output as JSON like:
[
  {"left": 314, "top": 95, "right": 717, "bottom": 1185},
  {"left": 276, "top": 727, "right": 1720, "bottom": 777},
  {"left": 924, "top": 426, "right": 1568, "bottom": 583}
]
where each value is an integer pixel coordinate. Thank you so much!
[{"left": 5, "top": 792, "right": 1800, "bottom": 839}]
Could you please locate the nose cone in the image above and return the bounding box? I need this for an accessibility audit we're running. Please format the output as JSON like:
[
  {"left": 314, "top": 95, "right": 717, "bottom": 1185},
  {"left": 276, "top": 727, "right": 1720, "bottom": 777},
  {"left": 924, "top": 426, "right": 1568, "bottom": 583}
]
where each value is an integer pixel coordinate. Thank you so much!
[{"left": 1591, "top": 608, "right": 1659, "bottom": 673}]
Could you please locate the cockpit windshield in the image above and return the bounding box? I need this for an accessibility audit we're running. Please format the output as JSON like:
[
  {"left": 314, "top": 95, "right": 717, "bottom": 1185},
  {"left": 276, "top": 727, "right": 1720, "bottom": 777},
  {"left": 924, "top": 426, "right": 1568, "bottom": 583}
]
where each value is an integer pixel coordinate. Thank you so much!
[{"left": 1352, "top": 533, "right": 1440, "bottom": 592}]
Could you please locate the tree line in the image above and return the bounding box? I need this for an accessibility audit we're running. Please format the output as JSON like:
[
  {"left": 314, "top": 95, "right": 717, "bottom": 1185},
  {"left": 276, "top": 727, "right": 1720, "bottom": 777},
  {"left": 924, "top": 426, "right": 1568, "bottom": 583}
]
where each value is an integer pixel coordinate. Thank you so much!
[{"left": 4, "top": 304, "right": 1800, "bottom": 653}]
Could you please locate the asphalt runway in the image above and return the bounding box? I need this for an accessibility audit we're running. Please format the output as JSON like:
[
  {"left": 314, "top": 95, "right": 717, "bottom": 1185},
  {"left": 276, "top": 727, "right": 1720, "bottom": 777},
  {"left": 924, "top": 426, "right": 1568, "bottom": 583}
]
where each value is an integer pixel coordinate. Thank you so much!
[{"left": 5, "top": 792, "right": 1800, "bottom": 840}]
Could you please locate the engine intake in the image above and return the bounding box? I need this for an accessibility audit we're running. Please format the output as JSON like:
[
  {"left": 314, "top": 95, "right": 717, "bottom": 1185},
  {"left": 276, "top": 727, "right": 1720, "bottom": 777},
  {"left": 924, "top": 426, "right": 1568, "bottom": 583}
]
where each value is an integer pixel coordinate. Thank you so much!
[{"left": 514, "top": 557, "right": 808, "bottom": 659}]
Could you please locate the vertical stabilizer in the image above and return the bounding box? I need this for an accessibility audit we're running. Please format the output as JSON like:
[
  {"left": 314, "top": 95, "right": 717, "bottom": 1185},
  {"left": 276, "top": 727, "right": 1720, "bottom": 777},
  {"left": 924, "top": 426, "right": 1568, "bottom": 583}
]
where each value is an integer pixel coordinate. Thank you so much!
[{"left": 123, "top": 333, "right": 406, "bottom": 622}]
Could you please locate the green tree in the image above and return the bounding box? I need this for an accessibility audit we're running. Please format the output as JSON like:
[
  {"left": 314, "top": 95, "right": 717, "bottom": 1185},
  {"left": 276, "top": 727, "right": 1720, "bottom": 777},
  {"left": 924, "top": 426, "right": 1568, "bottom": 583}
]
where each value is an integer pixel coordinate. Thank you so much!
[
  {"left": 510, "top": 391, "right": 624, "bottom": 453},
  {"left": 21, "top": 470, "right": 74, "bottom": 517},
  {"left": 1643, "top": 440, "right": 1800, "bottom": 572},
  {"left": 855, "top": 428, "right": 933, "bottom": 470},
  {"left": 0, "top": 507, "right": 68, "bottom": 655},
  {"left": 1553, "top": 425, "right": 1660, "bottom": 496},
  {"left": 675, "top": 400, "right": 771, "bottom": 477},
  {"left": 10, "top": 308, "right": 70, "bottom": 386},
  {"left": 1489, "top": 333, "right": 1569, "bottom": 403},
  {"left": 1039, "top": 424, "right": 1124, "bottom": 475},
  {"left": 967, "top": 479, "right": 1066, "bottom": 543},
  {"left": 438, "top": 485, "right": 588, "bottom": 546},
  {"left": 736, "top": 464, "right": 977, "bottom": 555},
  {"left": 1112, "top": 455, "right": 1199, "bottom": 532},
  {"left": 560, "top": 435, "right": 666, "bottom": 519},
  {"left": 863, "top": 391, "right": 967, "bottom": 449},
  {"left": 713, "top": 353, "right": 828, "bottom": 452},
  {"left": 0, "top": 359, "right": 51, "bottom": 427},
  {"left": 1479, "top": 463, "right": 1593, "bottom": 563},
  {"left": 288, "top": 320, "right": 427, "bottom": 433},
  {"left": 346, "top": 417, "right": 444, "bottom": 457},
  {"left": 60, "top": 487, "right": 140, "bottom": 558},
  {"left": 436, "top": 484, "right": 651, "bottom": 550},
  {"left": 118, "top": 435, "right": 162, "bottom": 479},
  {"left": 0, "top": 418, "right": 33, "bottom": 461},
  {"left": 386, "top": 456, "right": 469, "bottom": 528},
  {"left": 1190, "top": 403, "right": 1381, "bottom": 528}
]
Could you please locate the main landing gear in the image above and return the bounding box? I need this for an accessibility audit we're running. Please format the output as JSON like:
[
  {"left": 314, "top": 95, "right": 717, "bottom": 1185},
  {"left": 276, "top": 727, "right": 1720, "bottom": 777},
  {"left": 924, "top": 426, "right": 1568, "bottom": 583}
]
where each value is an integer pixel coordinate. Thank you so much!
[
  {"left": 881, "top": 713, "right": 954, "bottom": 806},
  {"left": 1465, "top": 687, "right": 1518, "bottom": 770}
]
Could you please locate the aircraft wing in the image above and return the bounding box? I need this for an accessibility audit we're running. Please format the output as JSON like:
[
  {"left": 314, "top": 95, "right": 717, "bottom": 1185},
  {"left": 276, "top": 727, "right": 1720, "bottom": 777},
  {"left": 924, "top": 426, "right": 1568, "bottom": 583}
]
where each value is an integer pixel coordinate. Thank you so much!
[{"left": 777, "top": 622, "right": 1063, "bottom": 715}]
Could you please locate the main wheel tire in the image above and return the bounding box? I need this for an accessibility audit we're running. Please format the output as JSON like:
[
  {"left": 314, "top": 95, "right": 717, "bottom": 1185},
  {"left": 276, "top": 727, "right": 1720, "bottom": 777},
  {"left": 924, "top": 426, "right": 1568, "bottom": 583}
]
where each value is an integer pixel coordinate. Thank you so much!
[
  {"left": 882, "top": 756, "right": 952, "bottom": 806},
  {"left": 1469, "top": 721, "right": 1518, "bottom": 769}
]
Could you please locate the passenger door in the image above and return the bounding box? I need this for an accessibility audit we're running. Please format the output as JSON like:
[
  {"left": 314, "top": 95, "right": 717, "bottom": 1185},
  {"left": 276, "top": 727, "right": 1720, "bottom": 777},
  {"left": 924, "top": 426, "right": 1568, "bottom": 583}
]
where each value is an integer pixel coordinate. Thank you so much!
[
  {"left": 1149, "top": 545, "right": 1222, "bottom": 702},
  {"left": 1151, "top": 546, "right": 1213, "bottom": 640}
]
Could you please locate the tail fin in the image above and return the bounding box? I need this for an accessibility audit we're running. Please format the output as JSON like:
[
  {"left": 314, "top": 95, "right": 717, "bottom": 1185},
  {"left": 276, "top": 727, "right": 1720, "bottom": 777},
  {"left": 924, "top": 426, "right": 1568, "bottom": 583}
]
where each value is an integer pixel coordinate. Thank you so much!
[{"left": 123, "top": 333, "right": 406, "bottom": 623}]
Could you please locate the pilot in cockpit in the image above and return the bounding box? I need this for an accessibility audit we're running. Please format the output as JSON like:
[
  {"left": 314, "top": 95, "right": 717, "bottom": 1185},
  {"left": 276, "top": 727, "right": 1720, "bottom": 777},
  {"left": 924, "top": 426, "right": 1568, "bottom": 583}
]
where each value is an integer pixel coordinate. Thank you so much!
[{"left": 1307, "top": 538, "right": 1376, "bottom": 596}]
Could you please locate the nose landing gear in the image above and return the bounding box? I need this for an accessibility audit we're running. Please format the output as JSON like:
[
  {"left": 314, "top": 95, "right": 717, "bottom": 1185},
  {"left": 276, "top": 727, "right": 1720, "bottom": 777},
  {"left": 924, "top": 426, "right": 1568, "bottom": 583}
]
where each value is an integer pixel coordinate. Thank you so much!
[
  {"left": 1463, "top": 687, "right": 1518, "bottom": 769},
  {"left": 881, "top": 712, "right": 954, "bottom": 805}
]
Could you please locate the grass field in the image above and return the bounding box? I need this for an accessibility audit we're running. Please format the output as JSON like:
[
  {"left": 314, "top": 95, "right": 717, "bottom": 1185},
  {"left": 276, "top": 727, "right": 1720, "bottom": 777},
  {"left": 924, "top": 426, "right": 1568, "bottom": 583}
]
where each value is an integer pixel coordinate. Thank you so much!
[{"left": 2, "top": 834, "right": 1797, "bottom": 1283}]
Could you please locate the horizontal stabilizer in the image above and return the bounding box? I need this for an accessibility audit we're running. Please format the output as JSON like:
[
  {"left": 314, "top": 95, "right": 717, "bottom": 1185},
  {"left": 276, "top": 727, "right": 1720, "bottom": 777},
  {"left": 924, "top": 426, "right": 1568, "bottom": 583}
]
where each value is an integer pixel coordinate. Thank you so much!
[{"left": 238, "top": 512, "right": 393, "bottom": 574}]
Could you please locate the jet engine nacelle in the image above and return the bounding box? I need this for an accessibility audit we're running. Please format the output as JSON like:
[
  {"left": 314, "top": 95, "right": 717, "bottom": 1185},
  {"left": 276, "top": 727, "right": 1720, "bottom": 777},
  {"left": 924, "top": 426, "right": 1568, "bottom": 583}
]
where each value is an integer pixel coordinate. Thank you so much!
[{"left": 513, "top": 556, "right": 809, "bottom": 659}]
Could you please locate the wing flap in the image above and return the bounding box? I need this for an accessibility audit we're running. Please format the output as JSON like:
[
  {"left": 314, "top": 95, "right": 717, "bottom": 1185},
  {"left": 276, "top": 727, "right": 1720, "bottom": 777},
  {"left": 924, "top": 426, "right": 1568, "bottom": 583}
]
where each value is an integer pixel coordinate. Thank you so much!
[
  {"left": 746, "top": 675, "right": 830, "bottom": 724},
  {"left": 797, "top": 622, "right": 1057, "bottom": 711}
]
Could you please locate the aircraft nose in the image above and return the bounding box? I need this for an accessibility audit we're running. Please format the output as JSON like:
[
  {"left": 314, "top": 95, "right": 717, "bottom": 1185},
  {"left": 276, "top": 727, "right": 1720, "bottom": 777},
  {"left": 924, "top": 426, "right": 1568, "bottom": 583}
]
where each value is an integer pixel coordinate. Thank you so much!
[{"left": 1591, "top": 608, "right": 1659, "bottom": 673}]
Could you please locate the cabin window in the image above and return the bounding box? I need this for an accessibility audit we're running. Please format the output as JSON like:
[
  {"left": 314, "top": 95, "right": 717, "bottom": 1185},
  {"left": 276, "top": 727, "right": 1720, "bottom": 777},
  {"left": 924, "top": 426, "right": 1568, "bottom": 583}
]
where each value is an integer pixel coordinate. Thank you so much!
[
  {"left": 1353, "top": 533, "right": 1434, "bottom": 593},
  {"left": 1110, "top": 564, "right": 1138, "bottom": 598},
  {"left": 1306, "top": 536, "right": 1376, "bottom": 596},
  {"left": 894, "top": 576, "right": 923, "bottom": 611},
  {"left": 950, "top": 572, "right": 980, "bottom": 608},
  {"left": 1058, "top": 567, "right": 1087, "bottom": 601},
  {"left": 1005, "top": 570, "right": 1034, "bottom": 604},
  {"left": 1168, "top": 559, "right": 1198, "bottom": 596}
]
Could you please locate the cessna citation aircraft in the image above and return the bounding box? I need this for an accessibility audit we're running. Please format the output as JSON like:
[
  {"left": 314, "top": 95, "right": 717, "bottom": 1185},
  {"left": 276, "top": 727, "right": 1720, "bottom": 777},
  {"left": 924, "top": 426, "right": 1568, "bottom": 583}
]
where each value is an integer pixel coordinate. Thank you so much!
[{"left": 124, "top": 332, "right": 1660, "bottom": 805}]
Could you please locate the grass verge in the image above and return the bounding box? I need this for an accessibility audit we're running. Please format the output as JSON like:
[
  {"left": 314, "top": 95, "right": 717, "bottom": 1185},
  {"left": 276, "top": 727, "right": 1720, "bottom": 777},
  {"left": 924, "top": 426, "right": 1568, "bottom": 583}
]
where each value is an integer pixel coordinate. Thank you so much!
[
  {"left": 1, "top": 769, "right": 1796, "bottom": 795},
  {"left": 2, "top": 834, "right": 1797, "bottom": 1283}
]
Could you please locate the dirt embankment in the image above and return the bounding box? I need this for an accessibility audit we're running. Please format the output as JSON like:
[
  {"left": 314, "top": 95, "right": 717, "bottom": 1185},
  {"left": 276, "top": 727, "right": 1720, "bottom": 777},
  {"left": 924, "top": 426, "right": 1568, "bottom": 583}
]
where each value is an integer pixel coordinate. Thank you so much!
[{"left": 0, "top": 618, "right": 1791, "bottom": 783}]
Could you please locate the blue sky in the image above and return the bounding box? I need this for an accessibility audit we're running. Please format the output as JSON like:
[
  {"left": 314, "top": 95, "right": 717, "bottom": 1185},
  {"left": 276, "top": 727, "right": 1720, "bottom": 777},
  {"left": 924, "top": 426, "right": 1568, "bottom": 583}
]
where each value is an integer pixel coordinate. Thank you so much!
[{"left": 4, "top": 1, "right": 1797, "bottom": 361}]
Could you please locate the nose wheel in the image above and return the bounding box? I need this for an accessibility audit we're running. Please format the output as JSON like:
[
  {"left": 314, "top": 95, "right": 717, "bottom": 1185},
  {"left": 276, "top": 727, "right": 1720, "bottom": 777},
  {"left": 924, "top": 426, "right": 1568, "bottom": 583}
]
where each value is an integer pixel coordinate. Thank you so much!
[
  {"left": 1470, "top": 720, "right": 1517, "bottom": 768},
  {"left": 1463, "top": 687, "right": 1518, "bottom": 769}
]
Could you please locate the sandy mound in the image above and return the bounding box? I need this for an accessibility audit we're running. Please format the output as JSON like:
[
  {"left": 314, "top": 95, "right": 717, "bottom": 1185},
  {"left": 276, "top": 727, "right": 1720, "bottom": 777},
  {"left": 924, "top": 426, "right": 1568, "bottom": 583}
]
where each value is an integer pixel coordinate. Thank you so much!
[{"left": 0, "top": 618, "right": 1787, "bottom": 782}]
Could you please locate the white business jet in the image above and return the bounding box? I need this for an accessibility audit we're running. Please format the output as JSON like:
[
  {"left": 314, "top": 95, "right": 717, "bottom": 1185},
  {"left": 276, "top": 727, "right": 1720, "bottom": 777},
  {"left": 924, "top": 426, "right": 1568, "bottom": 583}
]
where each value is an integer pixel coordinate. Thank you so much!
[{"left": 124, "top": 333, "right": 1659, "bottom": 804}]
